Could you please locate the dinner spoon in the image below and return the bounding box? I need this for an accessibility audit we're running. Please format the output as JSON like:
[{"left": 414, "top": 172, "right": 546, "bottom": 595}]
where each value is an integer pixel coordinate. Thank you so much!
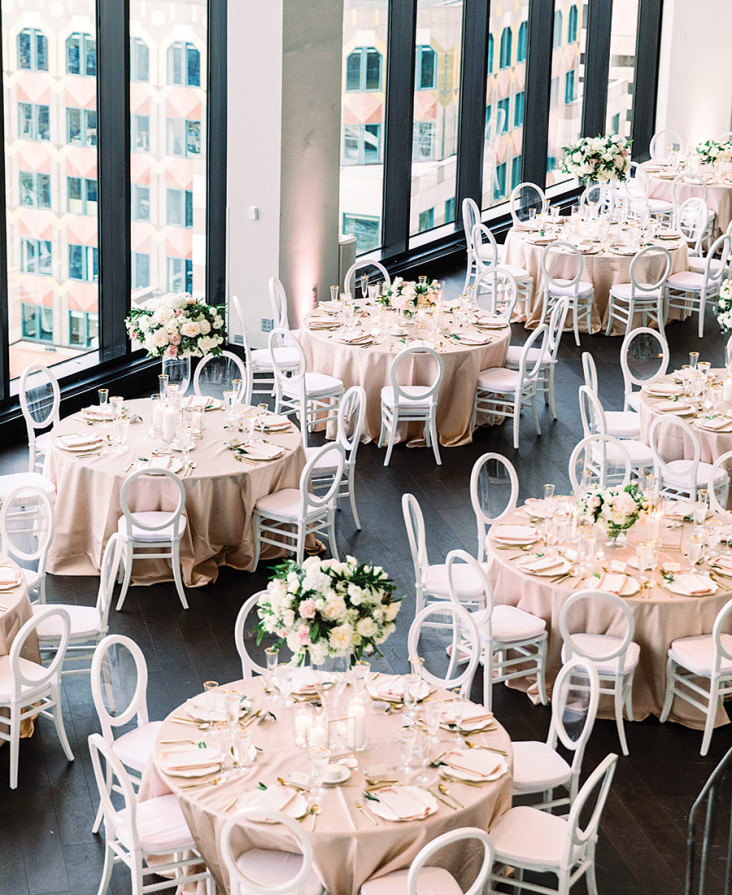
[
  {"left": 438, "top": 783, "right": 464, "bottom": 808},
  {"left": 464, "top": 741, "right": 508, "bottom": 756}
]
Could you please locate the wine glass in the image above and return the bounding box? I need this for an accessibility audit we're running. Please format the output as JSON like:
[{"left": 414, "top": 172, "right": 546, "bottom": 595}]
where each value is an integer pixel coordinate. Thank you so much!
[
  {"left": 397, "top": 727, "right": 417, "bottom": 773},
  {"left": 309, "top": 745, "right": 330, "bottom": 799},
  {"left": 352, "top": 660, "right": 371, "bottom": 694},
  {"left": 231, "top": 728, "right": 253, "bottom": 775},
  {"left": 223, "top": 692, "right": 241, "bottom": 729},
  {"left": 264, "top": 647, "right": 279, "bottom": 700},
  {"left": 449, "top": 688, "right": 464, "bottom": 744},
  {"left": 180, "top": 426, "right": 194, "bottom": 467},
  {"left": 202, "top": 680, "right": 219, "bottom": 729},
  {"left": 412, "top": 732, "right": 433, "bottom": 785},
  {"left": 422, "top": 699, "right": 441, "bottom": 743}
]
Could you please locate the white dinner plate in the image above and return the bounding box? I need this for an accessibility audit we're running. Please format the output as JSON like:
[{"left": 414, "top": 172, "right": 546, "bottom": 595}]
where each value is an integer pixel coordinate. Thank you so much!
[
  {"left": 55, "top": 435, "right": 105, "bottom": 452},
  {"left": 664, "top": 576, "right": 717, "bottom": 597},
  {"left": 237, "top": 442, "right": 284, "bottom": 461},
  {"left": 236, "top": 786, "right": 308, "bottom": 821},
  {"left": 440, "top": 756, "right": 509, "bottom": 783},
  {"left": 0, "top": 579, "right": 22, "bottom": 592},
  {"left": 368, "top": 786, "right": 438, "bottom": 822}
]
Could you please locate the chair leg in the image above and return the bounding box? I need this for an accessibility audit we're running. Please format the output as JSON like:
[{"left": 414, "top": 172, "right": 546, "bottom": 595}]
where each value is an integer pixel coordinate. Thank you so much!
[
  {"left": 327, "top": 509, "right": 340, "bottom": 562},
  {"left": 531, "top": 393, "right": 541, "bottom": 436},
  {"left": 536, "top": 639, "right": 548, "bottom": 705},
  {"left": 171, "top": 541, "right": 189, "bottom": 610},
  {"left": 252, "top": 515, "right": 262, "bottom": 569},
  {"left": 700, "top": 680, "right": 718, "bottom": 757},
  {"left": 116, "top": 543, "right": 134, "bottom": 611},
  {"left": 347, "top": 468, "right": 361, "bottom": 531},
  {"left": 585, "top": 847, "right": 600, "bottom": 895},
  {"left": 296, "top": 522, "right": 306, "bottom": 566},
  {"left": 96, "top": 841, "right": 115, "bottom": 895},
  {"left": 614, "top": 678, "right": 630, "bottom": 756},
  {"left": 9, "top": 709, "right": 19, "bottom": 789},
  {"left": 377, "top": 406, "right": 386, "bottom": 448},
  {"left": 605, "top": 297, "right": 614, "bottom": 335},
  {"left": 429, "top": 413, "right": 441, "bottom": 466},
  {"left": 573, "top": 302, "right": 581, "bottom": 347},
  {"left": 482, "top": 648, "right": 493, "bottom": 712},
  {"left": 51, "top": 685, "right": 75, "bottom": 761},
  {"left": 384, "top": 411, "right": 397, "bottom": 466},
  {"left": 548, "top": 366, "right": 557, "bottom": 419}
]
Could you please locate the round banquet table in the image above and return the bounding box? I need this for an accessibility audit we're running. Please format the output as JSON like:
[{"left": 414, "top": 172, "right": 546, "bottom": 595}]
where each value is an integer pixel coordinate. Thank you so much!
[
  {"left": 639, "top": 369, "right": 732, "bottom": 464},
  {"left": 44, "top": 399, "right": 307, "bottom": 587},
  {"left": 644, "top": 163, "right": 732, "bottom": 236},
  {"left": 0, "top": 559, "right": 40, "bottom": 741},
  {"left": 503, "top": 226, "right": 689, "bottom": 335},
  {"left": 140, "top": 677, "right": 513, "bottom": 895},
  {"left": 485, "top": 504, "right": 732, "bottom": 730},
  {"left": 300, "top": 309, "right": 511, "bottom": 447}
]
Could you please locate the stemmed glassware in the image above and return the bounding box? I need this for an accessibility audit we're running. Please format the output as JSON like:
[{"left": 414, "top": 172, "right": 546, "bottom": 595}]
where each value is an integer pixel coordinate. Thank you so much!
[
  {"left": 412, "top": 732, "right": 433, "bottom": 785},
  {"left": 309, "top": 745, "right": 330, "bottom": 799},
  {"left": 449, "top": 688, "right": 464, "bottom": 744},
  {"left": 397, "top": 727, "right": 417, "bottom": 774},
  {"left": 422, "top": 699, "right": 441, "bottom": 743},
  {"left": 264, "top": 647, "right": 279, "bottom": 701}
]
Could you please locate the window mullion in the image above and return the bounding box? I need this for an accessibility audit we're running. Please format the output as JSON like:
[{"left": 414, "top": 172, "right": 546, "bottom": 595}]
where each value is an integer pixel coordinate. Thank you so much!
[
  {"left": 0, "top": 5, "right": 9, "bottom": 398},
  {"left": 632, "top": 0, "right": 663, "bottom": 161},
  {"left": 522, "top": 0, "right": 554, "bottom": 189},
  {"left": 581, "top": 0, "right": 612, "bottom": 139},
  {"left": 206, "top": 0, "right": 227, "bottom": 307}
]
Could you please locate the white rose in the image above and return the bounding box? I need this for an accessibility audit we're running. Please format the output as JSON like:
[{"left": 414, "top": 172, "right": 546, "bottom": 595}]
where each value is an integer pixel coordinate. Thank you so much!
[
  {"left": 324, "top": 598, "right": 347, "bottom": 620},
  {"left": 199, "top": 319, "right": 211, "bottom": 335},
  {"left": 287, "top": 572, "right": 300, "bottom": 593},
  {"left": 138, "top": 316, "right": 151, "bottom": 332},
  {"left": 310, "top": 642, "right": 328, "bottom": 665},
  {"left": 152, "top": 328, "right": 169, "bottom": 347},
  {"left": 302, "top": 556, "right": 322, "bottom": 573},
  {"left": 385, "top": 602, "right": 400, "bottom": 621},
  {"left": 180, "top": 321, "right": 200, "bottom": 338},
  {"left": 356, "top": 618, "right": 377, "bottom": 638},
  {"left": 213, "top": 315, "right": 224, "bottom": 329},
  {"left": 303, "top": 571, "right": 331, "bottom": 594},
  {"left": 282, "top": 609, "right": 295, "bottom": 628},
  {"left": 329, "top": 624, "right": 353, "bottom": 652}
]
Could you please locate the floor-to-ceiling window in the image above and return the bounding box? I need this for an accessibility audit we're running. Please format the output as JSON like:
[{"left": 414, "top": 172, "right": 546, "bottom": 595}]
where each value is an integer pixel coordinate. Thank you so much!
[{"left": 605, "top": 0, "right": 639, "bottom": 139}]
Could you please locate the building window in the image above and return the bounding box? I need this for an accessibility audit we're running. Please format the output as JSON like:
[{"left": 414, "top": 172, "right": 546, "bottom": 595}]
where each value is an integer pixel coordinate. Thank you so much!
[
  {"left": 342, "top": 214, "right": 379, "bottom": 254},
  {"left": 494, "top": 162, "right": 507, "bottom": 201},
  {"left": 69, "top": 310, "right": 98, "bottom": 347},
  {"left": 21, "top": 239, "right": 52, "bottom": 276},
  {"left": 167, "top": 257, "right": 193, "bottom": 293},
  {"left": 18, "top": 103, "right": 50, "bottom": 141},
  {"left": 66, "top": 32, "right": 96, "bottom": 76},
  {"left": 412, "top": 121, "right": 436, "bottom": 162},
  {"left": 68, "top": 244, "right": 98, "bottom": 282},
  {"left": 611, "top": 112, "right": 621, "bottom": 134},
  {"left": 497, "top": 98, "right": 510, "bottom": 135},
  {"left": 553, "top": 11, "right": 563, "bottom": 49},
  {"left": 568, "top": 5, "right": 579, "bottom": 43},
  {"left": 132, "top": 252, "right": 150, "bottom": 289},
  {"left": 131, "top": 37, "right": 149, "bottom": 82},
  {"left": 415, "top": 45, "right": 437, "bottom": 90},
  {"left": 345, "top": 47, "right": 382, "bottom": 92},
  {"left": 68, "top": 177, "right": 98, "bottom": 215},
  {"left": 19, "top": 171, "right": 50, "bottom": 208},
  {"left": 167, "top": 189, "right": 193, "bottom": 227},
  {"left": 133, "top": 184, "right": 150, "bottom": 222},
  {"left": 511, "top": 155, "right": 523, "bottom": 190},
  {"left": 167, "top": 41, "right": 200, "bottom": 86},
  {"left": 514, "top": 91, "right": 525, "bottom": 128},
  {"left": 132, "top": 114, "right": 150, "bottom": 153},
  {"left": 487, "top": 34, "right": 494, "bottom": 74},
  {"left": 18, "top": 28, "right": 48, "bottom": 71},
  {"left": 418, "top": 208, "right": 434, "bottom": 233},
  {"left": 565, "top": 70, "right": 576, "bottom": 104},
  {"left": 167, "top": 118, "right": 201, "bottom": 157},
  {"left": 485, "top": 105, "right": 492, "bottom": 128},
  {"left": 67, "top": 108, "right": 97, "bottom": 146},
  {"left": 444, "top": 196, "right": 455, "bottom": 224},
  {"left": 343, "top": 124, "right": 381, "bottom": 166},
  {"left": 517, "top": 22, "right": 528, "bottom": 63},
  {"left": 22, "top": 303, "right": 54, "bottom": 342},
  {"left": 499, "top": 27, "right": 512, "bottom": 69}
]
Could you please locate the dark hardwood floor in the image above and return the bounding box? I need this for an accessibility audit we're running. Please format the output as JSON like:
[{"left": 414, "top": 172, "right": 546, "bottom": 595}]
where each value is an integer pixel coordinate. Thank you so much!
[{"left": 1, "top": 273, "right": 730, "bottom": 895}]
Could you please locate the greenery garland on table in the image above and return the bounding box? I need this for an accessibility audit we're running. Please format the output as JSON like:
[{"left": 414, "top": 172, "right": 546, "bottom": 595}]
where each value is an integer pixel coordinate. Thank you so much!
[{"left": 696, "top": 139, "right": 732, "bottom": 167}]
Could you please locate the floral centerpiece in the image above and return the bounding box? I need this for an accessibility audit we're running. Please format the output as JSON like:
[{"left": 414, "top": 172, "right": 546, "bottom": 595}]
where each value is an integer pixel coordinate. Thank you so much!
[
  {"left": 577, "top": 483, "right": 648, "bottom": 541},
  {"left": 715, "top": 281, "right": 732, "bottom": 333},
  {"left": 696, "top": 139, "right": 732, "bottom": 167},
  {"left": 561, "top": 134, "right": 631, "bottom": 186},
  {"left": 377, "top": 277, "right": 440, "bottom": 315},
  {"left": 256, "top": 555, "right": 402, "bottom": 665},
  {"left": 125, "top": 294, "right": 225, "bottom": 360}
]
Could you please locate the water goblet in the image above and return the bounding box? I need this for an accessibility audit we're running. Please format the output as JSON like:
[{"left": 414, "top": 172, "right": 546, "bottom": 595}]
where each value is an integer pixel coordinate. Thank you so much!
[
  {"left": 98, "top": 388, "right": 109, "bottom": 412},
  {"left": 689, "top": 352, "right": 699, "bottom": 370},
  {"left": 202, "top": 680, "right": 219, "bottom": 729},
  {"left": 412, "top": 732, "right": 433, "bottom": 786},
  {"left": 330, "top": 285, "right": 339, "bottom": 303},
  {"left": 191, "top": 405, "right": 204, "bottom": 439},
  {"left": 231, "top": 728, "right": 253, "bottom": 774},
  {"left": 264, "top": 647, "right": 279, "bottom": 699},
  {"left": 279, "top": 662, "right": 294, "bottom": 708},
  {"left": 360, "top": 274, "right": 369, "bottom": 300},
  {"left": 255, "top": 403, "right": 269, "bottom": 441},
  {"left": 577, "top": 526, "right": 597, "bottom": 571},
  {"left": 397, "top": 727, "right": 417, "bottom": 774},
  {"left": 401, "top": 673, "right": 419, "bottom": 724},
  {"left": 422, "top": 699, "right": 441, "bottom": 743},
  {"left": 158, "top": 374, "right": 169, "bottom": 397},
  {"left": 543, "top": 483, "right": 556, "bottom": 501},
  {"left": 309, "top": 745, "right": 330, "bottom": 799},
  {"left": 449, "top": 689, "right": 464, "bottom": 743},
  {"left": 180, "top": 426, "right": 194, "bottom": 466},
  {"left": 223, "top": 390, "right": 237, "bottom": 426},
  {"left": 684, "top": 533, "right": 704, "bottom": 567},
  {"left": 635, "top": 541, "right": 654, "bottom": 586},
  {"left": 223, "top": 692, "right": 241, "bottom": 729},
  {"left": 352, "top": 660, "right": 371, "bottom": 693}
]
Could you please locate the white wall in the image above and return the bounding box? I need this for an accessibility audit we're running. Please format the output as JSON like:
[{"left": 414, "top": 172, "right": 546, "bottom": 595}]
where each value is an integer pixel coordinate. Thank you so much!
[{"left": 656, "top": 0, "right": 732, "bottom": 148}]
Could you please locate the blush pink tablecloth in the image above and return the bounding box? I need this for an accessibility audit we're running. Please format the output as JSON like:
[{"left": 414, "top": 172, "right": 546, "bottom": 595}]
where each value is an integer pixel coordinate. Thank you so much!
[
  {"left": 503, "top": 228, "right": 689, "bottom": 335},
  {"left": 0, "top": 563, "right": 39, "bottom": 740},
  {"left": 44, "top": 399, "right": 308, "bottom": 587},
  {"left": 646, "top": 168, "right": 732, "bottom": 235},
  {"left": 485, "top": 506, "right": 732, "bottom": 730},
  {"left": 300, "top": 314, "right": 510, "bottom": 447},
  {"left": 141, "top": 677, "right": 512, "bottom": 895}
]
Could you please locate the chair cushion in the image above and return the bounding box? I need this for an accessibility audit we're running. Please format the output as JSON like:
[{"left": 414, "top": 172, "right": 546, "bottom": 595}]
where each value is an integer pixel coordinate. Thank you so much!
[
  {"left": 476, "top": 368, "right": 523, "bottom": 392},
  {"left": 548, "top": 279, "right": 594, "bottom": 297},
  {"left": 663, "top": 459, "right": 728, "bottom": 489},
  {"left": 33, "top": 604, "right": 102, "bottom": 640},
  {"left": 113, "top": 721, "right": 164, "bottom": 773},
  {"left": 512, "top": 741, "right": 572, "bottom": 792},
  {"left": 381, "top": 386, "right": 435, "bottom": 410},
  {"left": 22, "top": 568, "right": 40, "bottom": 591},
  {"left": 669, "top": 634, "right": 732, "bottom": 676},
  {"left": 255, "top": 488, "right": 305, "bottom": 520},
  {"left": 250, "top": 347, "right": 301, "bottom": 370},
  {"left": 592, "top": 439, "right": 653, "bottom": 468},
  {"left": 284, "top": 372, "right": 343, "bottom": 399},
  {"left": 236, "top": 849, "right": 325, "bottom": 895},
  {"left": 666, "top": 271, "right": 706, "bottom": 291},
  {"left": 424, "top": 563, "right": 490, "bottom": 599},
  {"left": 0, "top": 473, "right": 56, "bottom": 500},
  {"left": 475, "top": 605, "right": 547, "bottom": 642},
  {"left": 499, "top": 263, "right": 532, "bottom": 282},
  {"left": 361, "top": 866, "right": 462, "bottom": 895},
  {"left": 117, "top": 513, "right": 187, "bottom": 543},
  {"left": 627, "top": 392, "right": 642, "bottom": 413},
  {"left": 648, "top": 199, "right": 672, "bottom": 213},
  {"left": 688, "top": 257, "right": 725, "bottom": 275},
  {"left": 504, "top": 345, "right": 552, "bottom": 368},
  {"left": 0, "top": 654, "right": 50, "bottom": 700},
  {"left": 609, "top": 283, "right": 664, "bottom": 301},
  {"left": 562, "top": 635, "right": 640, "bottom": 675},
  {"left": 491, "top": 805, "right": 579, "bottom": 868},
  {"left": 36, "top": 431, "right": 54, "bottom": 451},
  {"left": 116, "top": 793, "right": 195, "bottom": 853},
  {"left": 604, "top": 411, "right": 641, "bottom": 438}
]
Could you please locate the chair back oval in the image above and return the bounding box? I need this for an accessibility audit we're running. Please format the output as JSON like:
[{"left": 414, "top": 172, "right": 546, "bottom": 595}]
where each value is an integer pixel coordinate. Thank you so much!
[
  {"left": 91, "top": 634, "right": 152, "bottom": 735},
  {"left": 628, "top": 245, "right": 672, "bottom": 293},
  {"left": 269, "top": 328, "right": 307, "bottom": 427},
  {"left": 462, "top": 197, "right": 481, "bottom": 255},
  {"left": 446, "top": 546, "right": 493, "bottom": 619},
  {"left": 620, "top": 326, "right": 669, "bottom": 401},
  {"left": 517, "top": 324, "right": 549, "bottom": 384},
  {"left": 470, "top": 452, "right": 519, "bottom": 559},
  {"left": 648, "top": 414, "right": 701, "bottom": 498},
  {"left": 542, "top": 241, "right": 585, "bottom": 292},
  {"left": 625, "top": 162, "right": 650, "bottom": 205},
  {"left": 118, "top": 468, "right": 186, "bottom": 538},
  {"left": 559, "top": 590, "right": 635, "bottom": 670},
  {"left": 230, "top": 295, "right": 255, "bottom": 371},
  {"left": 578, "top": 385, "right": 608, "bottom": 438},
  {"left": 19, "top": 363, "right": 61, "bottom": 430},
  {"left": 300, "top": 444, "right": 346, "bottom": 516},
  {"left": 649, "top": 128, "right": 682, "bottom": 160},
  {"left": 11, "top": 608, "right": 70, "bottom": 697},
  {"left": 343, "top": 259, "right": 391, "bottom": 297},
  {"left": 671, "top": 174, "right": 708, "bottom": 209},
  {"left": 407, "top": 600, "right": 481, "bottom": 698},
  {"left": 162, "top": 356, "right": 191, "bottom": 394},
  {"left": 471, "top": 222, "right": 500, "bottom": 274},
  {"left": 509, "top": 181, "right": 547, "bottom": 227},
  {"left": 471, "top": 266, "right": 517, "bottom": 320},
  {"left": 675, "top": 196, "right": 709, "bottom": 254},
  {"left": 565, "top": 753, "right": 618, "bottom": 857},
  {"left": 0, "top": 483, "right": 55, "bottom": 566},
  {"left": 268, "top": 276, "right": 291, "bottom": 331},
  {"left": 568, "top": 434, "right": 632, "bottom": 493},
  {"left": 546, "top": 296, "right": 570, "bottom": 358},
  {"left": 549, "top": 657, "right": 600, "bottom": 754},
  {"left": 581, "top": 351, "right": 598, "bottom": 395},
  {"left": 580, "top": 183, "right": 615, "bottom": 216},
  {"left": 390, "top": 345, "right": 444, "bottom": 405},
  {"left": 402, "top": 493, "right": 429, "bottom": 583},
  {"left": 708, "top": 450, "right": 732, "bottom": 518},
  {"left": 193, "top": 350, "right": 251, "bottom": 405},
  {"left": 703, "top": 232, "right": 732, "bottom": 286},
  {"left": 407, "top": 827, "right": 495, "bottom": 895},
  {"left": 336, "top": 385, "right": 366, "bottom": 462},
  {"left": 713, "top": 597, "right": 732, "bottom": 670},
  {"left": 96, "top": 533, "right": 123, "bottom": 630},
  {"left": 234, "top": 591, "right": 271, "bottom": 679}
]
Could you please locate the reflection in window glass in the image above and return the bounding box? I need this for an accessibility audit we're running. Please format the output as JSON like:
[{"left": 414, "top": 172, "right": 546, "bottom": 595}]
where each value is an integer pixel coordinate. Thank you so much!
[
  {"left": 131, "top": 1, "right": 207, "bottom": 307},
  {"left": 605, "top": 0, "right": 638, "bottom": 140},
  {"left": 409, "top": 0, "right": 463, "bottom": 236},
  {"left": 483, "top": 3, "right": 528, "bottom": 209},
  {"left": 546, "top": 0, "right": 586, "bottom": 189},
  {"left": 339, "top": 0, "right": 388, "bottom": 254}
]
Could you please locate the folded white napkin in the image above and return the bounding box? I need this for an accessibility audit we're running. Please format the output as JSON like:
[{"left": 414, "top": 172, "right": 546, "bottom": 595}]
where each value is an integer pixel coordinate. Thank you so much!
[
  {"left": 161, "top": 747, "right": 221, "bottom": 771},
  {"left": 697, "top": 415, "right": 732, "bottom": 430},
  {"left": 648, "top": 383, "right": 683, "bottom": 396},
  {"left": 711, "top": 555, "right": 732, "bottom": 573},
  {"left": 375, "top": 787, "right": 431, "bottom": 820},
  {"left": 371, "top": 674, "right": 404, "bottom": 701},
  {"left": 520, "top": 554, "right": 564, "bottom": 574},
  {"left": 240, "top": 442, "right": 283, "bottom": 460},
  {"left": 493, "top": 524, "right": 538, "bottom": 542},
  {"left": 182, "top": 395, "right": 213, "bottom": 410},
  {"left": 662, "top": 499, "right": 695, "bottom": 518},
  {"left": 240, "top": 786, "right": 297, "bottom": 813},
  {"left": 597, "top": 572, "right": 627, "bottom": 595},
  {"left": 0, "top": 566, "right": 20, "bottom": 586},
  {"left": 290, "top": 667, "right": 321, "bottom": 694},
  {"left": 149, "top": 456, "right": 170, "bottom": 470},
  {"left": 83, "top": 406, "right": 114, "bottom": 418},
  {"left": 58, "top": 433, "right": 103, "bottom": 448},
  {"left": 654, "top": 402, "right": 691, "bottom": 413},
  {"left": 457, "top": 333, "right": 492, "bottom": 345},
  {"left": 443, "top": 748, "right": 502, "bottom": 779},
  {"left": 673, "top": 573, "right": 711, "bottom": 595},
  {"left": 442, "top": 704, "right": 493, "bottom": 727}
]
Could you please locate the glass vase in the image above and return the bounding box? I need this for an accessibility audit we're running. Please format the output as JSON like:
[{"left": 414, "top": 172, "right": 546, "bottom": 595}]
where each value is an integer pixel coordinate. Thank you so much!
[{"left": 162, "top": 356, "right": 191, "bottom": 395}]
